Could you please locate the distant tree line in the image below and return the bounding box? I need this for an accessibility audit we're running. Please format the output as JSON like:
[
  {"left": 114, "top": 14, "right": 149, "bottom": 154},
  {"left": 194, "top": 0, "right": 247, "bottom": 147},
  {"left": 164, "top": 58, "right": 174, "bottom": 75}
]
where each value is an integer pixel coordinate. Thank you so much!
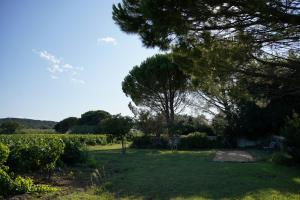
[
  {"left": 0, "top": 118, "right": 56, "bottom": 129},
  {"left": 55, "top": 110, "right": 133, "bottom": 154}
]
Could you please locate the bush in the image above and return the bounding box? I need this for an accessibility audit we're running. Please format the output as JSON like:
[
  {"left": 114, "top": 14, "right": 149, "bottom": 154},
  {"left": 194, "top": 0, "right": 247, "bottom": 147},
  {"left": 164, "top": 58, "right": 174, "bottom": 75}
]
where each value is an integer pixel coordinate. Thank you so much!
[
  {"left": 0, "top": 143, "right": 9, "bottom": 166},
  {"left": 131, "top": 133, "right": 219, "bottom": 150},
  {"left": 280, "top": 112, "right": 300, "bottom": 162},
  {"left": 179, "top": 132, "right": 218, "bottom": 149},
  {"left": 0, "top": 168, "right": 57, "bottom": 197},
  {"left": 270, "top": 152, "right": 294, "bottom": 166},
  {"left": 0, "top": 168, "right": 14, "bottom": 196},
  {"left": 131, "top": 136, "right": 153, "bottom": 149},
  {"left": 61, "top": 134, "right": 110, "bottom": 145},
  {"left": 0, "top": 134, "right": 112, "bottom": 174},
  {"left": 131, "top": 136, "right": 169, "bottom": 149},
  {"left": 7, "top": 138, "right": 65, "bottom": 173},
  {"left": 61, "top": 141, "right": 87, "bottom": 165}
]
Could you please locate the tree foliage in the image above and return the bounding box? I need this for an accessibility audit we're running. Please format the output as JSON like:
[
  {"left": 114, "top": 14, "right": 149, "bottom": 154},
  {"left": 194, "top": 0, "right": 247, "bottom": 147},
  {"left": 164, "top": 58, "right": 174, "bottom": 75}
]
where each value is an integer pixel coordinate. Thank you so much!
[
  {"left": 101, "top": 115, "right": 133, "bottom": 154},
  {"left": 280, "top": 112, "right": 300, "bottom": 161},
  {"left": 54, "top": 117, "right": 78, "bottom": 133},
  {"left": 0, "top": 121, "right": 20, "bottom": 134},
  {"left": 54, "top": 110, "right": 112, "bottom": 134},
  {"left": 122, "top": 54, "right": 190, "bottom": 127},
  {"left": 78, "top": 110, "right": 111, "bottom": 126},
  {"left": 113, "top": 0, "right": 300, "bottom": 51},
  {"left": 113, "top": 0, "right": 300, "bottom": 97},
  {"left": 112, "top": 0, "right": 300, "bottom": 152}
]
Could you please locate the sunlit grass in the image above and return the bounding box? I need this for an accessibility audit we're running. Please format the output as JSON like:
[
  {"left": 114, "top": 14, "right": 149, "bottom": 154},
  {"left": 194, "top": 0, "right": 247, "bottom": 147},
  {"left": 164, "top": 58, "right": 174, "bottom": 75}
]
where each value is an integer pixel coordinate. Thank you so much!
[
  {"left": 32, "top": 145, "right": 300, "bottom": 200},
  {"left": 85, "top": 146, "right": 300, "bottom": 200}
]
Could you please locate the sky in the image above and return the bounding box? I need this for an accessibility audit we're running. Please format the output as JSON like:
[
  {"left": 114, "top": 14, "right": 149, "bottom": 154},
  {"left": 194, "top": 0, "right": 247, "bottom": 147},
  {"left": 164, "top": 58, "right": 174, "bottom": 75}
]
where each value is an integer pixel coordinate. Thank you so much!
[{"left": 0, "top": 0, "right": 160, "bottom": 121}]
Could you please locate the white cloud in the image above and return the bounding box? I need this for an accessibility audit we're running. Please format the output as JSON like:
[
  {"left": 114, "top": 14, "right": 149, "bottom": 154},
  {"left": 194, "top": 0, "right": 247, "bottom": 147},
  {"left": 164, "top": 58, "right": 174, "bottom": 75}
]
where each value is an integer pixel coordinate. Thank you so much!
[
  {"left": 36, "top": 50, "right": 85, "bottom": 84},
  {"left": 71, "top": 78, "right": 85, "bottom": 85},
  {"left": 63, "top": 64, "right": 73, "bottom": 70},
  {"left": 39, "top": 50, "right": 60, "bottom": 64},
  {"left": 97, "top": 37, "right": 117, "bottom": 46}
]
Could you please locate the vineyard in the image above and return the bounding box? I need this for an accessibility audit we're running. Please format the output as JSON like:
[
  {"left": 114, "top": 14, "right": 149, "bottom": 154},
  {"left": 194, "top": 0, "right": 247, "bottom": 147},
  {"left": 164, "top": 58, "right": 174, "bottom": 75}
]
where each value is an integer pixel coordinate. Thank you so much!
[
  {"left": 0, "top": 134, "right": 113, "bottom": 147},
  {"left": 0, "top": 134, "right": 114, "bottom": 197}
]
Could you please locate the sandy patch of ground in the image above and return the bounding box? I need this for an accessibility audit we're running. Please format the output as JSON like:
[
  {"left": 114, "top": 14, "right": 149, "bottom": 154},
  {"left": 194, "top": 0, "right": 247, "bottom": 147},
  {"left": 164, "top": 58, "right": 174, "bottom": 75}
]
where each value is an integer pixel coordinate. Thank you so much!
[{"left": 213, "top": 150, "right": 255, "bottom": 162}]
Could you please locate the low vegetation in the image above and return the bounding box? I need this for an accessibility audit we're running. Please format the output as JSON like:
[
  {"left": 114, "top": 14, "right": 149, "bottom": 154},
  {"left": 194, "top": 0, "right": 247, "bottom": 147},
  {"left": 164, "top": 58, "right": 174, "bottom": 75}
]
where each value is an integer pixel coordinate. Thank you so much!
[
  {"left": 0, "top": 142, "right": 57, "bottom": 197},
  {"left": 19, "top": 145, "right": 300, "bottom": 200},
  {"left": 0, "top": 134, "right": 116, "bottom": 198},
  {"left": 131, "top": 132, "right": 221, "bottom": 150}
]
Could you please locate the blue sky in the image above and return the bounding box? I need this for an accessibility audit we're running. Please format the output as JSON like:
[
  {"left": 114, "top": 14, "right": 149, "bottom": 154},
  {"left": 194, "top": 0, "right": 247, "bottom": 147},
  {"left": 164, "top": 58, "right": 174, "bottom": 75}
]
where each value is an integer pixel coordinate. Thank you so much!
[{"left": 0, "top": 0, "right": 159, "bottom": 121}]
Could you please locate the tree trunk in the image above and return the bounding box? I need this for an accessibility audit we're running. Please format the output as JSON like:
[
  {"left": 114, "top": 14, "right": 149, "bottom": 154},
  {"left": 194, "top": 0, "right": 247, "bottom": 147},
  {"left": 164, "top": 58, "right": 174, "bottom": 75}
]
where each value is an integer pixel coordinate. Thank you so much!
[{"left": 121, "top": 137, "right": 126, "bottom": 154}]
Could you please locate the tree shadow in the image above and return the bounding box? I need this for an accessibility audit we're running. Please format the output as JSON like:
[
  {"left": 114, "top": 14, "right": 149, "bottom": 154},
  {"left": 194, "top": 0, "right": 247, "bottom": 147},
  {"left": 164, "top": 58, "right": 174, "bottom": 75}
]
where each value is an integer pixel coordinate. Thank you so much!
[{"left": 89, "top": 148, "right": 300, "bottom": 200}]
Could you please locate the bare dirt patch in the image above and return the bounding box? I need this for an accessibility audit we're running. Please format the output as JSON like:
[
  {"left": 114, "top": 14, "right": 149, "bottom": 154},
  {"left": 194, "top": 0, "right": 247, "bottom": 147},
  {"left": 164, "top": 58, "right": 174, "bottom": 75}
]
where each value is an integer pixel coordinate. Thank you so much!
[{"left": 213, "top": 150, "right": 255, "bottom": 162}]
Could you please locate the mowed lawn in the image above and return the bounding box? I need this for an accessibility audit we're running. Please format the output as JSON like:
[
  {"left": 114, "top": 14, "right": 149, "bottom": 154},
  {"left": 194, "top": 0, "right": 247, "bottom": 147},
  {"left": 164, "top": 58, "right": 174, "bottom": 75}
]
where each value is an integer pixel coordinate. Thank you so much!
[
  {"left": 87, "top": 145, "right": 300, "bottom": 200},
  {"left": 42, "top": 145, "right": 300, "bottom": 200}
]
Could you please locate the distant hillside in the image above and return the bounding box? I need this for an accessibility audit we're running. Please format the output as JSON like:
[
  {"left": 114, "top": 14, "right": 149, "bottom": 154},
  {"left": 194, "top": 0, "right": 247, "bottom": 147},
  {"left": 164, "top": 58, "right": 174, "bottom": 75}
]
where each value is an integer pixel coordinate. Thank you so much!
[{"left": 0, "top": 118, "right": 57, "bottom": 129}]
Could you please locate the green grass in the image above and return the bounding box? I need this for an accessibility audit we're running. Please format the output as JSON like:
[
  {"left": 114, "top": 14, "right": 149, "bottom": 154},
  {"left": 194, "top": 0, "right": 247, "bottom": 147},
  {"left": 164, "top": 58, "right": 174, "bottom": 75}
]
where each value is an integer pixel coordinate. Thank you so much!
[{"left": 29, "top": 145, "right": 300, "bottom": 200}]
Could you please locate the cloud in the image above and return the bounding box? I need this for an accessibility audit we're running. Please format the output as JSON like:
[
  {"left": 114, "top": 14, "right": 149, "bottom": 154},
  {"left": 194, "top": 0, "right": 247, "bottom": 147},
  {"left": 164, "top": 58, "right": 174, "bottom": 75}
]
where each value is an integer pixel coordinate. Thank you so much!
[
  {"left": 71, "top": 78, "right": 86, "bottom": 85},
  {"left": 97, "top": 37, "right": 117, "bottom": 46},
  {"left": 36, "top": 50, "right": 85, "bottom": 84}
]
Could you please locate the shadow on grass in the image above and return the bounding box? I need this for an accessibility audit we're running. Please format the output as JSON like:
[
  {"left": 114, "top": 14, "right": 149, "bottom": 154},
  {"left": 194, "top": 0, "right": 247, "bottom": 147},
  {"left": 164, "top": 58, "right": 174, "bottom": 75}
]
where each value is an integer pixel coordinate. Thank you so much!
[{"left": 88, "top": 147, "right": 300, "bottom": 200}]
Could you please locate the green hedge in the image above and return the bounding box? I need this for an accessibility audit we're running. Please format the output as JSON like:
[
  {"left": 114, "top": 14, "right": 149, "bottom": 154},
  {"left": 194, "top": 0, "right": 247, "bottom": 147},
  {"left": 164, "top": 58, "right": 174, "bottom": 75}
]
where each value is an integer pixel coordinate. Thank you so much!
[
  {"left": 179, "top": 132, "right": 220, "bottom": 149},
  {"left": 131, "top": 135, "right": 169, "bottom": 149},
  {"left": 131, "top": 132, "right": 221, "bottom": 150}
]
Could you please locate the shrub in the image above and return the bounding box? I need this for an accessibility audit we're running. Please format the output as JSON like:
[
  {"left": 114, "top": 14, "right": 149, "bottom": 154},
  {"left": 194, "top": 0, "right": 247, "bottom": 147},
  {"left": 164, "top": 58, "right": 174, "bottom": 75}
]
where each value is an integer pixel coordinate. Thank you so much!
[
  {"left": 280, "top": 112, "right": 300, "bottom": 162},
  {"left": 131, "top": 136, "right": 169, "bottom": 149},
  {"left": 0, "top": 168, "right": 57, "bottom": 197},
  {"left": 0, "top": 134, "right": 112, "bottom": 174},
  {"left": 270, "top": 152, "right": 294, "bottom": 166},
  {"left": 131, "top": 136, "right": 153, "bottom": 149},
  {"left": 0, "top": 168, "right": 14, "bottom": 196},
  {"left": 131, "top": 133, "right": 219, "bottom": 150},
  {"left": 60, "top": 134, "right": 109, "bottom": 145},
  {"left": 7, "top": 138, "right": 65, "bottom": 173},
  {"left": 0, "top": 143, "right": 9, "bottom": 166},
  {"left": 179, "top": 132, "right": 218, "bottom": 149},
  {"left": 61, "top": 141, "right": 87, "bottom": 165}
]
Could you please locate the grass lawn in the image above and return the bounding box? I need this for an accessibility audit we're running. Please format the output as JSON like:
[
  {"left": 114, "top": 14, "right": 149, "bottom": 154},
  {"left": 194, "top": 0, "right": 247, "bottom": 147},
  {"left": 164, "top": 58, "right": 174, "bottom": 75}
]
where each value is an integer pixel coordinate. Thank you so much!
[{"left": 28, "top": 144, "right": 300, "bottom": 200}]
